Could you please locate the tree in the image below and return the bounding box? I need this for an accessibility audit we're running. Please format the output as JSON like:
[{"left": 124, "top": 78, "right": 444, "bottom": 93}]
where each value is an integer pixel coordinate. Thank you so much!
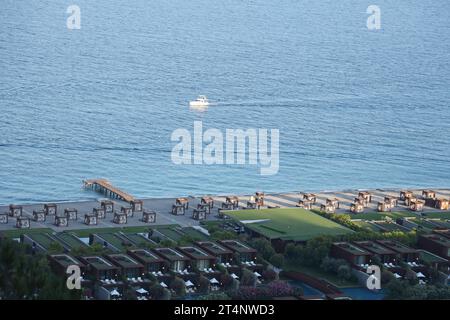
[
  {"left": 198, "top": 275, "right": 211, "bottom": 294},
  {"left": 262, "top": 269, "right": 278, "bottom": 282},
  {"left": 337, "top": 264, "right": 352, "bottom": 281},
  {"left": 149, "top": 284, "right": 171, "bottom": 300},
  {"left": 240, "top": 268, "right": 257, "bottom": 287},
  {"left": 269, "top": 254, "right": 284, "bottom": 268},
  {"left": 170, "top": 276, "right": 186, "bottom": 297}
]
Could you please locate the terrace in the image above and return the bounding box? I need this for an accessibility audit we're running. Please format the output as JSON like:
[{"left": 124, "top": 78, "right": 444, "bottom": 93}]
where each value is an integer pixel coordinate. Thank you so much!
[
  {"left": 376, "top": 240, "right": 419, "bottom": 262},
  {"left": 353, "top": 241, "right": 396, "bottom": 263},
  {"left": 178, "top": 246, "right": 216, "bottom": 270},
  {"left": 127, "top": 248, "right": 166, "bottom": 273},
  {"left": 219, "top": 239, "right": 257, "bottom": 264},
  {"left": 79, "top": 256, "right": 121, "bottom": 281},
  {"left": 106, "top": 253, "right": 144, "bottom": 279},
  {"left": 330, "top": 242, "right": 372, "bottom": 266},
  {"left": 153, "top": 247, "right": 190, "bottom": 272},
  {"left": 196, "top": 241, "right": 233, "bottom": 264}
]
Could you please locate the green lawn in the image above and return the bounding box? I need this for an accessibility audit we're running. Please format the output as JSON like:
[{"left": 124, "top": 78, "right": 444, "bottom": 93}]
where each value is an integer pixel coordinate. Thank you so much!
[
  {"left": 224, "top": 208, "right": 353, "bottom": 241},
  {"left": 283, "top": 262, "right": 360, "bottom": 288},
  {"left": 70, "top": 225, "right": 161, "bottom": 238},
  {"left": 422, "top": 211, "right": 450, "bottom": 219},
  {"left": 352, "top": 220, "right": 381, "bottom": 232},
  {"left": 351, "top": 211, "right": 416, "bottom": 221},
  {"left": 0, "top": 228, "right": 53, "bottom": 238}
]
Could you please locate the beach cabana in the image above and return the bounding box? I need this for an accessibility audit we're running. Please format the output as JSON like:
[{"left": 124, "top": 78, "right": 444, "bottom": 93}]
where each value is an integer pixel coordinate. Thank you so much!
[
  {"left": 297, "top": 199, "right": 313, "bottom": 210},
  {"left": 197, "top": 203, "right": 211, "bottom": 214},
  {"left": 101, "top": 200, "right": 114, "bottom": 213},
  {"left": 84, "top": 214, "right": 98, "bottom": 226},
  {"left": 44, "top": 203, "right": 57, "bottom": 216},
  {"left": 171, "top": 204, "right": 185, "bottom": 215},
  {"left": 405, "top": 196, "right": 417, "bottom": 207},
  {"left": 55, "top": 215, "right": 68, "bottom": 227},
  {"left": 435, "top": 199, "right": 449, "bottom": 210},
  {"left": 255, "top": 192, "right": 265, "bottom": 206},
  {"left": 142, "top": 210, "right": 156, "bottom": 223},
  {"left": 0, "top": 212, "right": 8, "bottom": 224},
  {"left": 131, "top": 200, "right": 143, "bottom": 212},
  {"left": 410, "top": 200, "right": 424, "bottom": 212},
  {"left": 201, "top": 196, "right": 214, "bottom": 208},
  {"left": 302, "top": 193, "right": 317, "bottom": 203},
  {"left": 225, "top": 196, "right": 239, "bottom": 209},
  {"left": 121, "top": 206, "right": 133, "bottom": 217},
  {"left": 93, "top": 207, "right": 106, "bottom": 219},
  {"left": 422, "top": 190, "right": 436, "bottom": 199},
  {"left": 33, "top": 210, "right": 46, "bottom": 222},
  {"left": 358, "top": 191, "right": 372, "bottom": 204},
  {"left": 192, "top": 208, "right": 206, "bottom": 220},
  {"left": 326, "top": 198, "right": 340, "bottom": 209},
  {"left": 176, "top": 197, "right": 189, "bottom": 210},
  {"left": 320, "top": 204, "right": 335, "bottom": 214},
  {"left": 400, "top": 190, "right": 413, "bottom": 201},
  {"left": 113, "top": 211, "right": 127, "bottom": 224},
  {"left": 9, "top": 205, "right": 22, "bottom": 217},
  {"left": 350, "top": 202, "right": 364, "bottom": 213},
  {"left": 64, "top": 208, "right": 78, "bottom": 220},
  {"left": 377, "top": 202, "right": 391, "bottom": 212},
  {"left": 384, "top": 196, "right": 398, "bottom": 207},
  {"left": 16, "top": 216, "right": 30, "bottom": 229}
]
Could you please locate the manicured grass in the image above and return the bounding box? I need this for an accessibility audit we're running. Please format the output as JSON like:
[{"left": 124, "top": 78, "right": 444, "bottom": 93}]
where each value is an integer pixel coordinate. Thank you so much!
[
  {"left": 224, "top": 208, "right": 353, "bottom": 241},
  {"left": 0, "top": 228, "right": 53, "bottom": 238},
  {"left": 69, "top": 225, "right": 176, "bottom": 238},
  {"left": 57, "top": 232, "right": 88, "bottom": 249},
  {"left": 422, "top": 211, "right": 450, "bottom": 219},
  {"left": 352, "top": 220, "right": 381, "bottom": 232},
  {"left": 372, "top": 221, "right": 410, "bottom": 232},
  {"left": 284, "top": 262, "right": 360, "bottom": 288}
]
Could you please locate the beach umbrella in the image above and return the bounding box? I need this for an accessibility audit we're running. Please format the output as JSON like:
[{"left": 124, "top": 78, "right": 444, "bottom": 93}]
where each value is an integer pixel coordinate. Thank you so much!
[
  {"left": 254, "top": 271, "right": 262, "bottom": 277},
  {"left": 394, "top": 273, "right": 402, "bottom": 279},
  {"left": 160, "top": 281, "right": 168, "bottom": 288},
  {"left": 136, "top": 288, "right": 148, "bottom": 294},
  {"left": 209, "top": 278, "right": 219, "bottom": 284},
  {"left": 231, "top": 273, "right": 239, "bottom": 279},
  {"left": 185, "top": 280, "right": 194, "bottom": 287},
  {"left": 416, "top": 272, "right": 426, "bottom": 278},
  {"left": 110, "top": 289, "right": 120, "bottom": 296}
]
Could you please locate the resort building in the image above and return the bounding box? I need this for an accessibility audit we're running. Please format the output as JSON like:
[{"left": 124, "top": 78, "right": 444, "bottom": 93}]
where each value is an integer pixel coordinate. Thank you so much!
[
  {"left": 376, "top": 240, "right": 419, "bottom": 262},
  {"left": 178, "top": 246, "right": 216, "bottom": 270},
  {"left": 418, "top": 234, "right": 450, "bottom": 260},
  {"left": 218, "top": 240, "right": 257, "bottom": 263},
  {"left": 153, "top": 247, "right": 190, "bottom": 272},
  {"left": 106, "top": 253, "right": 145, "bottom": 279},
  {"left": 48, "top": 254, "right": 86, "bottom": 276},
  {"left": 79, "top": 256, "right": 121, "bottom": 281},
  {"left": 196, "top": 241, "right": 234, "bottom": 264},
  {"left": 127, "top": 248, "right": 166, "bottom": 273},
  {"left": 353, "top": 241, "right": 397, "bottom": 263},
  {"left": 330, "top": 242, "right": 372, "bottom": 266}
]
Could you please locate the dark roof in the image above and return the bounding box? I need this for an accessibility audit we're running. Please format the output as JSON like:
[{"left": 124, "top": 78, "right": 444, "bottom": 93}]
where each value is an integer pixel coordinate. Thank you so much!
[
  {"left": 106, "top": 254, "right": 144, "bottom": 269},
  {"left": 79, "top": 256, "right": 119, "bottom": 271},
  {"left": 128, "top": 249, "right": 165, "bottom": 264},
  {"left": 332, "top": 242, "right": 372, "bottom": 256},
  {"left": 354, "top": 241, "right": 396, "bottom": 255},
  {"left": 153, "top": 247, "right": 190, "bottom": 262},
  {"left": 49, "top": 254, "right": 85, "bottom": 268},
  {"left": 196, "top": 241, "right": 233, "bottom": 256},
  {"left": 178, "top": 246, "right": 216, "bottom": 261},
  {"left": 218, "top": 240, "right": 257, "bottom": 254},
  {"left": 376, "top": 240, "right": 418, "bottom": 254},
  {"left": 420, "top": 234, "right": 450, "bottom": 248}
]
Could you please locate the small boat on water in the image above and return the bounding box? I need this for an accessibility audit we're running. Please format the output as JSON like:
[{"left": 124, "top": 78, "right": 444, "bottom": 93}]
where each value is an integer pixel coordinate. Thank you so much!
[{"left": 189, "top": 95, "right": 209, "bottom": 107}]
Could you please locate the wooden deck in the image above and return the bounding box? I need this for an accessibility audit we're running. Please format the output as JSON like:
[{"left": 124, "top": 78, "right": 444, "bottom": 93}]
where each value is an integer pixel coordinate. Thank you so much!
[{"left": 83, "top": 179, "right": 135, "bottom": 202}]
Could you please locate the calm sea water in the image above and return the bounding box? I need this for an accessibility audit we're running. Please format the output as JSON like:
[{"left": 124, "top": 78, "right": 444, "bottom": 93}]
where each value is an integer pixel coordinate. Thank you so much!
[{"left": 1, "top": 1, "right": 449, "bottom": 204}]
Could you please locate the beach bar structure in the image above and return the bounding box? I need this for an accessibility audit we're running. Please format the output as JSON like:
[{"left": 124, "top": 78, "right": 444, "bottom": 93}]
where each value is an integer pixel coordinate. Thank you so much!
[
  {"left": 101, "top": 200, "right": 114, "bottom": 214},
  {"left": 44, "top": 203, "right": 57, "bottom": 216},
  {"left": 142, "top": 210, "right": 156, "bottom": 223},
  {"left": 131, "top": 200, "right": 143, "bottom": 212},
  {"left": 9, "top": 205, "right": 22, "bottom": 217},
  {"left": 16, "top": 216, "right": 30, "bottom": 229},
  {"left": 64, "top": 208, "right": 78, "bottom": 220},
  {"left": 33, "top": 210, "right": 46, "bottom": 222},
  {"left": 0, "top": 212, "right": 8, "bottom": 224},
  {"left": 84, "top": 214, "right": 98, "bottom": 226},
  {"left": 55, "top": 215, "right": 69, "bottom": 227},
  {"left": 94, "top": 207, "right": 106, "bottom": 219},
  {"left": 435, "top": 199, "right": 449, "bottom": 210},
  {"left": 113, "top": 211, "right": 127, "bottom": 225}
]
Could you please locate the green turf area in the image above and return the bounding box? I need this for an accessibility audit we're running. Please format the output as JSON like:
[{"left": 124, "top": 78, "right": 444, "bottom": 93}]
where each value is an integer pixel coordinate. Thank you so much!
[
  {"left": 422, "top": 211, "right": 450, "bottom": 219},
  {"left": 0, "top": 228, "right": 53, "bottom": 238},
  {"left": 372, "top": 221, "right": 410, "bottom": 232},
  {"left": 224, "top": 208, "right": 353, "bottom": 241},
  {"left": 283, "top": 262, "right": 360, "bottom": 288},
  {"left": 182, "top": 227, "right": 209, "bottom": 240},
  {"left": 57, "top": 232, "right": 89, "bottom": 249},
  {"left": 68, "top": 225, "right": 177, "bottom": 238},
  {"left": 27, "top": 233, "right": 55, "bottom": 249},
  {"left": 352, "top": 220, "right": 381, "bottom": 232}
]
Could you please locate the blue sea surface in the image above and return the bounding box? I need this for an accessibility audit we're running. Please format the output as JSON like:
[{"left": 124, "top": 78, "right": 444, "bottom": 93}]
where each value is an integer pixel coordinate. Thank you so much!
[{"left": 1, "top": 1, "right": 450, "bottom": 204}]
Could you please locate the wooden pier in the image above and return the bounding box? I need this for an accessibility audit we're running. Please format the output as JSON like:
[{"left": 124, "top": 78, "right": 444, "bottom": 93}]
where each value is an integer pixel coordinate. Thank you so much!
[{"left": 83, "top": 179, "right": 135, "bottom": 202}]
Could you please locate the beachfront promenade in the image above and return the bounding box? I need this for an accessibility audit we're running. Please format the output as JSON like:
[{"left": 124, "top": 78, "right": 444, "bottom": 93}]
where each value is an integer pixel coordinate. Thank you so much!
[{"left": 1, "top": 188, "right": 450, "bottom": 232}]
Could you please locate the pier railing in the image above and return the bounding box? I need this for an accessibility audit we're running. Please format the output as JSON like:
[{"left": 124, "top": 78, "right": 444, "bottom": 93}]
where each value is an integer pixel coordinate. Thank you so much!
[{"left": 83, "top": 179, "right": 135, "bottom": 202}]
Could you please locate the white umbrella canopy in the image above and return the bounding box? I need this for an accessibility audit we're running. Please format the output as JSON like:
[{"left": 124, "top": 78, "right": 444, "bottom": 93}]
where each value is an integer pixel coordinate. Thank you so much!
[
  {"left": 185, "top": 280, "right": 194, "bottom": 287},
  {"left": 254, "top": 271, "right": 262, "bottom": 277},
  {"left": 160, "top": 281, "right": 168, "bottom": 288},
  {"left": 231, "top": 273, "right": 239, "bottom": 279},
  {"left": 394, "top": 273, "right": 402, "bottom": 279},
  {"left": 209, "top": 278, "right": 219, "bottom": 284},
  {"left": 416, "top": 272, "right": 426, "bottom": 278},
  {"left": 136, "top": 288, "right": 148, "bottom": 294},
  {"left": 110, "top": 289, "right": 120, "bottom": 296}
]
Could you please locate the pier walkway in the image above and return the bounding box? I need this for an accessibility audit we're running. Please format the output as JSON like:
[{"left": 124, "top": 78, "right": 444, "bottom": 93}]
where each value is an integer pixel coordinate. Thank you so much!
[{"left": 83, "top": 179, "right": 135, "bottom": 202}]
